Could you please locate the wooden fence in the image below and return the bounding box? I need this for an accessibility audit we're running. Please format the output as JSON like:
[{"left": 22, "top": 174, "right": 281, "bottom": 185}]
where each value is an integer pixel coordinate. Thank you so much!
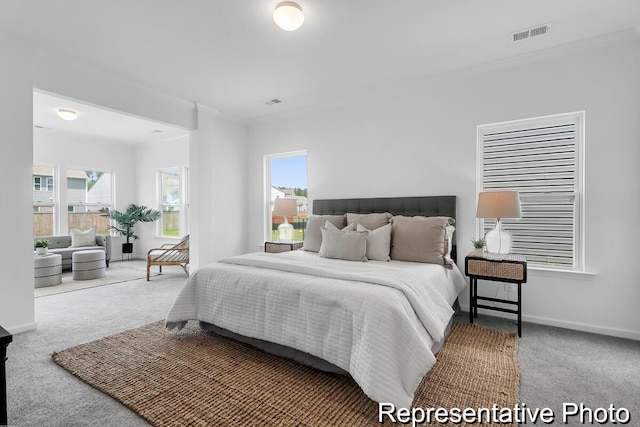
[
  {"left": 33, "top": 212, "right": 110, "bottom": 237},
  {"left": 162, "top": 211, "right": 180, "bottom": 234}
]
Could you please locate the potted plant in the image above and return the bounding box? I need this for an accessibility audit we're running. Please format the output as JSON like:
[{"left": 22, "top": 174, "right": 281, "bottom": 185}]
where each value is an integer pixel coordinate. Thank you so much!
[
  {"left": 471, "top": 237, "right": 486, "bottom": 256},
  {"left": 34, "top": 238, "right": 50, "bottom": 255},
  {"left": 106, "top": 204, "right": 161, "bottom": 254}
]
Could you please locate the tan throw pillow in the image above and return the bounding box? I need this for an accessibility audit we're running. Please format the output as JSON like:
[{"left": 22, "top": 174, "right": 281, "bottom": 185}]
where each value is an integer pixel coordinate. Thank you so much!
[
  {"left": 302, "top": 215, "right": 346, "bottom": 252},
  {"left": 324, "top": 221, "right": 356, "bottom": 232},
  {"left": 390, "top": 216, "right": 454, "bottom": 268},
  {"left": 70, "top": 226, "right": 97, "bottom": 247},
  {"left": 357, "top": 223, "right": 391, "bottom": 261},
  {"left": 319, "top": 227, "right": 368, "bottom": 262},
  {"left": 346, "top": 212, "right": 392, "bottom": 230}
]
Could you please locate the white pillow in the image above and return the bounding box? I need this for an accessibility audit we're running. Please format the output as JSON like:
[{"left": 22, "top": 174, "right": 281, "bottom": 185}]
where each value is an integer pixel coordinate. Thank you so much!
[
  {"left": 357, "top": 223, "right": 391, "bottom": 261},
  {"left": 70, "top": 226, "right": 97, "bottom": 247},
  {"left": 319, "top": 227, "right": 368, "bottom": 262}
]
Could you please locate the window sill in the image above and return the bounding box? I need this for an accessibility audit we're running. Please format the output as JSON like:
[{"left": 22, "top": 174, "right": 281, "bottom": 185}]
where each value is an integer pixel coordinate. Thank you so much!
[{"left": 528, "top": 266, "right": 597, "bottom": 280}]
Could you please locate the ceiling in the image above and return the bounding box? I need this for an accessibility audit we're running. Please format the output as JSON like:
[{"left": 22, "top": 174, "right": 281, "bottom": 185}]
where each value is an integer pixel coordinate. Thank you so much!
[
  {"left": 4, "top": 1, "right": 640, "bottom": 140},
  {"left": 33, "top": 91, "right": 190, "bottom": 143}
]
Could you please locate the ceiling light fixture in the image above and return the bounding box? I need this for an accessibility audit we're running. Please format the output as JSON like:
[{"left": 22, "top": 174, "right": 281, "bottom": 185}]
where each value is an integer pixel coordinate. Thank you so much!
[
  {"left": 57, "top": 108, "right": 78, "bottom": 121},
  {"left": 273, "top": 1, "right": 304, "bottom": 31}
]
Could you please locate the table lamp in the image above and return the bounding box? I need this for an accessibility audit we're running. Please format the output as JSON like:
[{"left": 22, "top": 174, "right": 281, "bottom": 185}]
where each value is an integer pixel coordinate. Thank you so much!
[
  {"left": 476, "top": 191, "right": 521, "bottom": 254},
  {"left": 273, "top": 198, "right": 298, "bottom": 241}
]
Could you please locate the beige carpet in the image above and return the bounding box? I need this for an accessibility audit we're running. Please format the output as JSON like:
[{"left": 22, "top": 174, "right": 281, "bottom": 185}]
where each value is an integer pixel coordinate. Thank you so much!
[
  {"left": 53, "top": 322, "right": 520, "bottom": 426},
  {"left": 35, "top": 260, "right": 160, "bottom": 297}
]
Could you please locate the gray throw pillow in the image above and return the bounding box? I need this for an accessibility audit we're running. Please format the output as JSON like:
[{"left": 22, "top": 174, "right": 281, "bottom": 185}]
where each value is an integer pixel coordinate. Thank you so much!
[
  {"left": 357, "top": 223, "right": 391, "bottom": 261},
  {"left": 390, "top": 216, "right": 455, "bottom": 268},
  {"left": 303, "top": 215, "right": 346, "bottom": 252},
  {"left": 319, "top": 227, "right": 368, "bottom": 262}
]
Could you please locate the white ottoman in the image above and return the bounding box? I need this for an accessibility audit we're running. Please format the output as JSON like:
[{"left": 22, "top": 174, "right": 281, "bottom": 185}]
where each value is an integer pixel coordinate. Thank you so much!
[
  {"left": 72, "top": 249, "right": 106, "bottom": 280},
  {"left": 34, "top": 253, "right": 62, "bottom": 288}
]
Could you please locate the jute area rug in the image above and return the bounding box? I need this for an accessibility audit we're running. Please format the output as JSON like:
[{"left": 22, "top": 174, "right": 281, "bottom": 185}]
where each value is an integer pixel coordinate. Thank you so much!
[{"left": 53, "top": 322, "right": 519, "bottom": 426}]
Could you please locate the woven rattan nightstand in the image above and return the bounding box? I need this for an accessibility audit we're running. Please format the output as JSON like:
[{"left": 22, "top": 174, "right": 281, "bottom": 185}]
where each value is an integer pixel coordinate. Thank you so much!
[
  {"left": 465, "top": 252, "right": 527, "bottom": 337},
  {"left": 264, "top": 241, "right": 304, "bottom": 253}
]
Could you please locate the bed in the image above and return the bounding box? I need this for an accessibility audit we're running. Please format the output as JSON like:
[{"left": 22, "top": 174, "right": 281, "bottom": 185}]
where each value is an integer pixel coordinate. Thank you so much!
[{"left": 166, "top": 196, "right": 466, "bottom": 408}]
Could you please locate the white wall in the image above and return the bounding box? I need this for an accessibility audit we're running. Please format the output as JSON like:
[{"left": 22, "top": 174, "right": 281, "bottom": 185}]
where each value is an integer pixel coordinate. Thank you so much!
[
  {"left": 247, "top": 37, "right": 640, "bottom": 340},
  {"left": 135, "top": 135, "right": 190, "bottom": 258},
  {"left": 33, "top": 53, "right": 194, "bottom": 131},
  {"left": 0, "top": 28, "right": 198, "bottom": 332},
  {"left": 33, "top": 132, "right": 138, "bottom": 260},
  {"left": 189, "top": 107, "right": 249, "bottom": 272},
  {"left": 0, "top": 35, "right": 36, "bottom": 333}
]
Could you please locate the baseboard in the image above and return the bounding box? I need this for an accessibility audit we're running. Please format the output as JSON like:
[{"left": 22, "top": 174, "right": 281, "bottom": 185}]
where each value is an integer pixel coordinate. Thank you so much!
[
  {"left": 459, "top": 304, "right": 640, "bottom": 341},
  {"left": 4, "top": 321, "right": 37, "bottom": 335}
]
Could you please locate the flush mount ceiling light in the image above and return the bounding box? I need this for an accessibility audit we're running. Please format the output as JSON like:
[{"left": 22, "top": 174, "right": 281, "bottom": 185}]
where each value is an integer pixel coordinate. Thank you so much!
[
  {"left": 273, "top": 1, "right": 304, "bottom": 31},
  {"left": 57, "top": 108, "right": 78, "bottom": 121}
]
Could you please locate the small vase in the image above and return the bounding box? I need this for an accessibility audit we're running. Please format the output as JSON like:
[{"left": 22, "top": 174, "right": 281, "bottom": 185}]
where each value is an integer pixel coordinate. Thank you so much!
[{"left": 36, "top": 247, "right": 48, "bottom": 255}]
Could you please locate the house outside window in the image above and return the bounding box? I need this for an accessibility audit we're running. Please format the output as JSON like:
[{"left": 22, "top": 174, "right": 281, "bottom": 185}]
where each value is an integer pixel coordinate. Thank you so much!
[
  {"left": 66, "top": 169, "right": 113, "bottom": 234},
  {"left": 477, "top": 111, "right": 585, "bottom": 271},
  {"left": 158, "top": 167, "right": 188, "bottom": 237},
  {"left": 33, "top": 165, "right": 56, "bottom": 237},
  {"left": 265, "top": 152, "right": 308, "bottom": 242}
]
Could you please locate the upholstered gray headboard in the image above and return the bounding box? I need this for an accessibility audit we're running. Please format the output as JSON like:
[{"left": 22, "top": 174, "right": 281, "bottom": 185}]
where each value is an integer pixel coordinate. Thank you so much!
[{"left": 312, "top": 196, "right": 457, "bottom": 263}]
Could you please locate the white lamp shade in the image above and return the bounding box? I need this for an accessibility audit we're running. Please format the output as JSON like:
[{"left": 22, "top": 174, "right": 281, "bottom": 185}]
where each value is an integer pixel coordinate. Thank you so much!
[
  {"left": 476, "top": 191, "right": 521, "bottom": 219},
  {"left": 273, "top": 1, "right": 304, "bottom": 31},
  {"left": 273, "top": 198, "right": 298, "bottom": 217}
]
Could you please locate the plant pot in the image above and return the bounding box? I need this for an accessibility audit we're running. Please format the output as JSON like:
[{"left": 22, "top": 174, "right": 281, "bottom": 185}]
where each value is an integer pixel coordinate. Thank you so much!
[
  {"left": 36, "top": 247, "right": 48, "bottom": 255},
  {"left": 122, "top": 243, "right": 133, "bottom": 254},
  {"left": 471, "top": 248, "right": 486, "bottom": 257}
]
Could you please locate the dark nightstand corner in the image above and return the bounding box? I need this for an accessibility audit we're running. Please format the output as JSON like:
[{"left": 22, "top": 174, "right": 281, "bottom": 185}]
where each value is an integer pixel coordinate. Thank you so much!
[
  {"left": 1, "top": 325, "right": 12, "bottom": 425},
  {"left": 264, "top": 241, "right": 304, "bottom": 253},
  {"left": 465, "top": 252, "right": 527, "bottom": 337}
]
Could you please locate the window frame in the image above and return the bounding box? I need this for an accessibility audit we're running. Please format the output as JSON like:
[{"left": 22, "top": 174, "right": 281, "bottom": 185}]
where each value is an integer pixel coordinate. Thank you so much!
[
  {"left": 263, "top": 150, "right": 308, "bottom": 243},
  {"left": 65, "top": 167, "right": 114, "bottom": 235},
  {"left": 157, "top": 166, "right": 189, "bottom": 238},
  {"left": 476, "top": 111, "right": 585, "bottom": 272},
  {"left": 33, "top": 164, "right": 58, "bottom": 237}
]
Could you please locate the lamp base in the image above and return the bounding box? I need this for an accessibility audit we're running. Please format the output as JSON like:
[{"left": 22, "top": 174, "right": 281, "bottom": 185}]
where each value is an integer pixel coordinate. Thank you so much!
[
  {"left": 278, "top": 220, "right": 294, "bottom": 241},
  {"left": 485, "top": 221, "right": 512, "bottom": 254}
]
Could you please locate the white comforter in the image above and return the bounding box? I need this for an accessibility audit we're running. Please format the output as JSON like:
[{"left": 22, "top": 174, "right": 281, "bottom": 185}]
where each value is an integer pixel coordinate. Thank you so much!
[{"left": 166, "top": 250, "right": 466, "bottom": 408}]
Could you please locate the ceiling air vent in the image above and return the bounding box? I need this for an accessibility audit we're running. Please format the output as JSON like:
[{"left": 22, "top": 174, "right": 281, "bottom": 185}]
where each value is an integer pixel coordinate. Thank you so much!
[
  {"left": 264, "top": 99, "right": 283, "bottom": 106},
  {"left": 512, "top": 23, "right": 551, "bottom": 42}
]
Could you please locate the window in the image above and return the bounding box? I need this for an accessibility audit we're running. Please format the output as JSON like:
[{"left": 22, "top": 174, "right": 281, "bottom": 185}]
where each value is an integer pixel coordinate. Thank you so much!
[
  {"left": 477, "top": 112, "right": 584, "bottom": 271},
  {"left": 158, "top": 167, "right": 188, "bottom": 237},
  {"left": 66, "top": 169, "right": 112, "bottom": 234},
  {"left": 33, "top": 165, "right": 56, "bottom": 237},
  {"left": 265, "top": 152, "right": 308, "bottom": 242}
]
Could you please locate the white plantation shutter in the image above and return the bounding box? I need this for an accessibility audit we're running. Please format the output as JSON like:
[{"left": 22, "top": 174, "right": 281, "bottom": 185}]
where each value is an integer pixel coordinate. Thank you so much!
[{"left": 478, "top": 112, "right": 584, "bottom": 270}]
